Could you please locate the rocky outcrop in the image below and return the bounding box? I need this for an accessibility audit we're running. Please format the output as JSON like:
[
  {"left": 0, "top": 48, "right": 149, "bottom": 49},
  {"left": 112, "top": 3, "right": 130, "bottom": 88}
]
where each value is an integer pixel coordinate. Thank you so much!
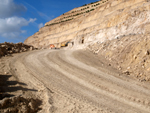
[
  {"left": 0, "top": 42, "right": 35, "bottom": 57},
  {"left": 25, "top": 0, "right": 150, "bottom": 49}
]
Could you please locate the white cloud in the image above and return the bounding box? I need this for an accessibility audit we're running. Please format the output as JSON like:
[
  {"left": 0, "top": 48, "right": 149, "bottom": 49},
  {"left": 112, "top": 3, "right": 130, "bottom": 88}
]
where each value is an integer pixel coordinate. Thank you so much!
[
  {"left": 0, "top": 0, "right": 37, "bottom": 39},
  {"left": 0, "top": 17, "right": 37, "bottom": 38},
  {"left": 2, "top": 32, "right": 20, "bottom": 39},
  {"left": 29, "top": 18, "right": 37, "bottom": 23},
  {"left": 0, "top": 0, "right": 27, "bottom": 18},
  {"left": 38, "top": 23, "right": 44, "bottom": 29}
]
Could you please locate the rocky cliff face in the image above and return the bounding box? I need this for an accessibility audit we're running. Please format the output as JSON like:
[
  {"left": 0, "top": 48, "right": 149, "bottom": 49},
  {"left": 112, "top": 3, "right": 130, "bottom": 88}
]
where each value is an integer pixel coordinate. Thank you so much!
[{"left": 25, "top": 0, "right": 150, "bottom": 49}]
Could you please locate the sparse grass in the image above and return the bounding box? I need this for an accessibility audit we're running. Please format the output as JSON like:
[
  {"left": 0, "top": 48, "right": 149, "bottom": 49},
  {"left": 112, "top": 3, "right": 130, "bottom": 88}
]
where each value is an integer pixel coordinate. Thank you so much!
[
  {"left": 82, "top": 4, "right": 87, "bottom": 6},
  {"left": 45, "top": 0, "right": 109, "bottom": 26},
  {"left": 45, "top": 18, "right": 74, "bottom": 26}
]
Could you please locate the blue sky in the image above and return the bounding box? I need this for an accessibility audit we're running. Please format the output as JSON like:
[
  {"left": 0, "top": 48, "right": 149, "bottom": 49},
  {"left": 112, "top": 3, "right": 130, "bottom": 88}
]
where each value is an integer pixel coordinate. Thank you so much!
[{"left": 0, "top": 0, "right": 98, "bottom": 43}]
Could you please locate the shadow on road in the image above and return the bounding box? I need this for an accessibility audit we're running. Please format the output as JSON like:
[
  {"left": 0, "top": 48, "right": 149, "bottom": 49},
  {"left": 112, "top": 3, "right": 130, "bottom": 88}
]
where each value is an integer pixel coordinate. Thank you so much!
[{"left": 0, "top": 74, "right": 37, "bottom": 100}]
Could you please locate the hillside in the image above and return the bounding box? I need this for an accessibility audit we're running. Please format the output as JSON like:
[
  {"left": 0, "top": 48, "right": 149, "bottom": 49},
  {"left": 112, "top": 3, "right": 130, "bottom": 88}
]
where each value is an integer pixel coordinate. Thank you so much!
[
  {"left": 23, "top": 0, "right": 116, "bottom": 48},
  {"left": 25, "top": 0, "right": 150, "bottom": 49}
]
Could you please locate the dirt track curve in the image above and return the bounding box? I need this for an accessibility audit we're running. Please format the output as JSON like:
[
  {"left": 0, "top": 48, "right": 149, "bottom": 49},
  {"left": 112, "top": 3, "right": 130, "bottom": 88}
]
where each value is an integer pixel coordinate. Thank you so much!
[{"left": 9, "top": 49, "right": 150, "bottom": 113}]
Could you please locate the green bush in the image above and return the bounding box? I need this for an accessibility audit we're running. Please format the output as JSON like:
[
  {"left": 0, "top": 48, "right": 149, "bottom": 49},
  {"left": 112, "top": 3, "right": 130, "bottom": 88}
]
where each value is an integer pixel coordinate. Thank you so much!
[
  {"left": 90, "top": 9, "right": 95, "bottom": 11},
  {"left": 82, "top": 4, "right": 87, "bottom": 6},
  {"left": 86, "top": 10, "right": 90, "bottom": 13}
]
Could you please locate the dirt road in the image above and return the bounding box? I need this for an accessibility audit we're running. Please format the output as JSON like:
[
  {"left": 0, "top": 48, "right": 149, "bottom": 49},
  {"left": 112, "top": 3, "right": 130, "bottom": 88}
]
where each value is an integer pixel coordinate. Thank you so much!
[{"left": 9, "top": 49, "right": 150, "bottom": 113}]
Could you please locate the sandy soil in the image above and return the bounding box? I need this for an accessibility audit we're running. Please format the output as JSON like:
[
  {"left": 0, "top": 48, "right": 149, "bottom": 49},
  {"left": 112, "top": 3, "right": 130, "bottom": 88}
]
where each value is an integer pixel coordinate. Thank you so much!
[
  {"left": 0, "top": 54, "right": 43, "bottom": 113},
  {"left": 1, "top": 49, "right": 150, "bottom": 113}
]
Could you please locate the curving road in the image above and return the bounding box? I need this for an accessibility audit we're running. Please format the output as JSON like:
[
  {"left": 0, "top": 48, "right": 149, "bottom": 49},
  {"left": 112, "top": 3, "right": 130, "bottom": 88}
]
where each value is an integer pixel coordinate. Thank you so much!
[{"left": 10, "top": 49, "right": 150, "bottom": 113}]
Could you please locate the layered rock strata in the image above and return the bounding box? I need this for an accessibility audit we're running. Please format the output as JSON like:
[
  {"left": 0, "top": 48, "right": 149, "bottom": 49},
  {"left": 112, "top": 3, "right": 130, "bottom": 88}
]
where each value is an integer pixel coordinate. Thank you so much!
[{"left": 25, "top": 0, "right": 150, "bottom": 49}]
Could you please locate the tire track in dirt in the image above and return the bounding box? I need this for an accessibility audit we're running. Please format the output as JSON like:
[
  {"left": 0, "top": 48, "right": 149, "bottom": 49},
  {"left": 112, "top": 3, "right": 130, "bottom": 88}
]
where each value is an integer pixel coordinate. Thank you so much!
[
  {"left": 9, "top": 51, "right": 54, "bottom": 113},
  {"left": 10, "top": 49, "right": 150, "bottom": 113},
  {"left": 46, "top": 50, "right": 150, "bottom": 108},
  {"left": 44, "top": 50, "right": 150, "bottom": 112},
  {"left": 23, "top": 50, "right": 114, "bottom": 112},
  {"left": 25, "top": 50, "right": 150, "bottom": 112}
]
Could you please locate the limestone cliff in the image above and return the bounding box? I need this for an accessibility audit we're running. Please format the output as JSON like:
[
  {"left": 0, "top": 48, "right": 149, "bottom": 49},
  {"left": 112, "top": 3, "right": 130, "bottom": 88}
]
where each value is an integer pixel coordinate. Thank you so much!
[{"left": 24, "top": 0, "right": 150, "bottom": 49}]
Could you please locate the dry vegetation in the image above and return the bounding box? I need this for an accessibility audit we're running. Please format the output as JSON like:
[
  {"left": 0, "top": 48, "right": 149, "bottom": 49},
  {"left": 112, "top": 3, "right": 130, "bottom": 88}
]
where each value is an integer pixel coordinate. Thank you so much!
[{"left": 0, "top": 42, "right": 35, "bottom": 58}]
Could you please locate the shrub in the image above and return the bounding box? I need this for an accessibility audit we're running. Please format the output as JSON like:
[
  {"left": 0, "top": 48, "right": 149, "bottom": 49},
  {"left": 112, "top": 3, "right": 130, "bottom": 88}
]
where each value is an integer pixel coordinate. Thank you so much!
[
  {"left": 82, "top": 4, "right": 87, "bottom": 6},
  {"left": 86, "top": 10, "right": 90, "bottom": 13}
]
